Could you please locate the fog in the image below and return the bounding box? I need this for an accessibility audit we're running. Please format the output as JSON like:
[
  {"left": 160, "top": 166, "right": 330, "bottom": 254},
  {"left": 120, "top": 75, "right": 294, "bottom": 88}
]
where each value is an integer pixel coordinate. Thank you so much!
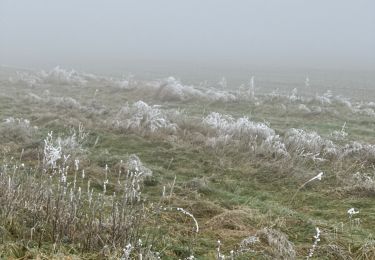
[{"left": 1, "top": 0, "right": 374, "bottom": 72}]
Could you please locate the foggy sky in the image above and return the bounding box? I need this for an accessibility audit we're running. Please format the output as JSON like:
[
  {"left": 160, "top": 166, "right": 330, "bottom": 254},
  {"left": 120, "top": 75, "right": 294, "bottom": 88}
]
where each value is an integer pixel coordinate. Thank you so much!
[{"left": 1, "top": 0, "right": 374, "bottom": 71}]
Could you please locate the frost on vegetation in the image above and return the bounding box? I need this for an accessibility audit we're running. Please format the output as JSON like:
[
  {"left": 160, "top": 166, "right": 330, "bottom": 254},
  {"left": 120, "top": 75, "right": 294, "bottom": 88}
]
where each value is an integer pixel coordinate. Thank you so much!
[
  {"left": 3, "top": 117, "right": 32, "bottom": 128},
  {"left": 152, "top": 76, "right": 237, "bottom": 102},
  {"left": 330, "top": 122, "right": 348, "bottom": 141},
  {"left": 315, "top": 90, "right": 333, "bottom": 105},
  {"left": 203, "top": 112, "right": 275, "bottom": 141},
  {"left": 351, "top": 172, "right": 375, "bottom": 191},
  {"left": 298, "top": 104, "right": 311, "bottom": 113},
  {"left": 155, "top": 76, "right": 206, "bottom": 101},
  {"left": 0, "top": 117, "right": 37, "bottom": 143},
  {"left": 257, "top": 228, "right": 296, "bottom": 259},
  {"left": 127, "top": 154, "right": 153, "bottom": 178},
  {"left": 122, "top": 154, "right": 153, "bottom": 203},
  {"left": 289, "top": 88, "right": 300, "bottom": 102},
  {"left": 237, "top": 235, "right": 259, "bottom": 254},
  {"left": 285, "top": 128, "right": 337, "bottom": 157},
  {"left": 203, "top": 112, "right": 289, "bottom": 157},
  {"left": 260, "top": 135, "right": 289, "bottom": 158},
  {"left": 307, "top": 227, "right": 321, "bottom": 259},
  {"left": 43, "top": 125, "right": 88, "bottom": 169},
  {"left": 352, "top": 106, "right": 375, "bottom": 117},
  {"left": 9, "top": 66, "right": 89, "bottom": 86},
  {"left": 43, "top": 132, "right": 62, "bottom": 169},
  {"left": 340, "top": 141, "right": 375, "bottom": 161},
  {"left": 24, "top": 91, "right": 83, "bottom": 110},
  {"left": 113, "top": 100, "right": 177, "bottom": 133},
  {"left": 333, "top": 95, "right": 352, "bottom": 108},
  {"left": 57, "top": 123, "right": 89, "bottom": 154}
]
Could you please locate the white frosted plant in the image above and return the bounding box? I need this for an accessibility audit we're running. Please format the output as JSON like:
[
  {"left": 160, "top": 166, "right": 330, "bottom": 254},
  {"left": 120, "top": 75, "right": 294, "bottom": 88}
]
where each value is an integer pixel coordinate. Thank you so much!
[
  {"left": 203, "top": 112, "right": 289, "bottom": 157},
  {"left": 260, "top": 135, "right": 289, "bottom": 158},
  {"left": 351, "top": 171, "right": 375, "bottom": 191},
  {"left": 331, "top": 122, "right": 348, "bottom": 141},
  {"left": 39, "top": 66, "right": 88, "bottom": 86},
  {"left": 307, "top": 227, "right": 321, "bottom": 259},
  {"left": 4, "top": 117, "right": 31, "bottom": 128},
  {"left": 123, "top": 154, "right": 153, "bottom": 204},
  {"left": 10, "top": 66, "right": 89, "bottom": 86},
  {"left": 315, "top": 90, "right": 333, "bottom": 105},
  {"left": 43, "top": 132, "right": 62, "bottom": 169},
  {"left": 203, "top": 112, "right": 275, "bottom": 141},
  {"left": 206, "top": 89, "right": 237, "bottom": 102},
  {"left": 58, "top": 123, "right": 89, "bottom": 153},
  {"left": 340, "top": 141, "right": 375, "bottom": 162},
  {"left": 289, "top": 88, "right": 299, "bottom": 102},
  {"left": 156, "top": 76, "right": 205, "bottom": 101},
  {"left": 285, "top": 128, "right": 337, "bottom": 157},
  {"left": 114, "top": 100, "right": 177, "bottom": 133},
  {"left": 298, "top": 104, "right": 311, "bottom": 113}
]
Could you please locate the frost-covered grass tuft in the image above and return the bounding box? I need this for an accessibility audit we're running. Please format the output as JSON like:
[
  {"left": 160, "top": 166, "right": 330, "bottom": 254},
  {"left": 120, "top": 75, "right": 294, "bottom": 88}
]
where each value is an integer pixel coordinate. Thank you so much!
[
  {"left": 0, "top": 117, "right": 37, "bottom": 144},
  {"left": 10, "top": 66, "right": 89, "bottom": 86},
  {"left": 202, "top": 112, "right": 290, "bottom": 158},
  {"left": 285, "top": 128, "right": 337, "bottom": 157},
  {"left": 113, "top": 100, "right": 177, "bottom": 134}
]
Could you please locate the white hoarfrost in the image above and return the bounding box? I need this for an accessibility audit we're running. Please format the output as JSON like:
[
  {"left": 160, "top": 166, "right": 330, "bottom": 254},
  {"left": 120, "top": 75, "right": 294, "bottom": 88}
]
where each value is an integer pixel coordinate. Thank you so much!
[
  {"left": 203, "top": 112, "right": 275, "bottom": 140},
  {"left": 154, "top": 76, "right": 236, "bottom": 102},
  {"left": 10, "top": 66, "right": 89, "bottom": 86},
  {"left": 203, "top": 112, "right": 289, "bottom": 157},
  {"left": 113, "top": 100, "right": 177, "bottom": 133},
  {"left": 285, "top": 128, "right": 337, "bottom": 157}
]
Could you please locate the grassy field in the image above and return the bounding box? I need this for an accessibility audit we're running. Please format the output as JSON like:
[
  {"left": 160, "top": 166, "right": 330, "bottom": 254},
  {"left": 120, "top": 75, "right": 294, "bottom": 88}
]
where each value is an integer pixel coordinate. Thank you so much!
[{"left": 0, "top": 67, "right": 374, "bottom": 259}]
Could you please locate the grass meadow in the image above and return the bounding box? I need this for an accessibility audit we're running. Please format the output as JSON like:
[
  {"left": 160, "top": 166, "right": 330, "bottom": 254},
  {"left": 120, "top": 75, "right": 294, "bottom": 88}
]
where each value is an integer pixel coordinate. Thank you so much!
[{"left": 0, "top": 66, "right": 374, "bottom": 259}]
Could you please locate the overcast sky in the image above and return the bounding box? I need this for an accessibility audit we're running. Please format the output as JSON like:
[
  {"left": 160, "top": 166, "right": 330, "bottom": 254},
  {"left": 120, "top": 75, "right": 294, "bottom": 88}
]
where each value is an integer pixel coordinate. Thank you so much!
[{"left": 1, "top": 0, "right": 374, "bottom": 71}]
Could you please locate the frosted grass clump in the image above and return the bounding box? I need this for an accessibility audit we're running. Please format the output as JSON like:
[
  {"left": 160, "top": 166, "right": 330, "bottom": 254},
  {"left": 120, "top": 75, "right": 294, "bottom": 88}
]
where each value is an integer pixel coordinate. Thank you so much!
[
  {"left": 340, "top": 141, "right": 375, "bottom": 162},
  {"left": 260, "top": 135, "right": 289, "bottom": 158},
  {"left": 24, "top": 91, "right": 83, "bottom": 110},
  {"left": 257, "top": 228, "right": 296, "bottom": 259},
  {"left": 285, "top": 128, "right": 337, "bottom": 156},
  {"left": 42, "top": 125, "right": 88, "bottom": 169},
  {"left": 10, "top": 66, "right": 89, "bottom": 86},
  {"left": 156, "top": 76, "right": 205, "bottom": 101},
  {"left": 289, "top": 88, "right": 300, "bottom": 102},
  {"left": 114, "top": 100, "right": 177, "bottom": 133},
  {"left": 203, "top": 112, "right": 275, "bottom": 141},
  {"left": 123, "top": 154, "right": 153, "bottom": 203},
  {"left": 314, "top": 90, "right": 333, "bottom": 105},
  {"left": 3, "top": 117, "right": 31, "bottom": 128},
  {"left": 152, "top": 77, "right": 237, "bottom": 102},
  {"left": 43, "top": 131, "right": 62, "bottom": 169},
  {"left": 8, "top": 71, "right": 43, "bottom": 87},
  {"left": 206, "top": 89, "right": 237, "bottom": 102},
  {"left": 127, "top": 154, "right": 153, "bottom": 178},
  {"left": 0, "top": 117, "right": 38, "bottom": 144},
  {"left": 57, "top": 123, "right": 89, "bottom": 155},
  {"left": 331, "top": 122, "right": 348, "bottom": 141},
  {"left": 351, "top": 171, "right": 375, "bottom": 191},
  {"left": 298, "top": 104, "right": 311, "bottom": 113},
  {"left": 38, "top": 66, "right": 88, "bottom": 86},
  {"left": 333, "top": 95, "right": 352, "bottom": 108},
  {"left": 352, "top": 107, "right": 375, "bottom": 117},
  {"left": 203, "top": 112, "right": 290, "bottom": 157}
]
